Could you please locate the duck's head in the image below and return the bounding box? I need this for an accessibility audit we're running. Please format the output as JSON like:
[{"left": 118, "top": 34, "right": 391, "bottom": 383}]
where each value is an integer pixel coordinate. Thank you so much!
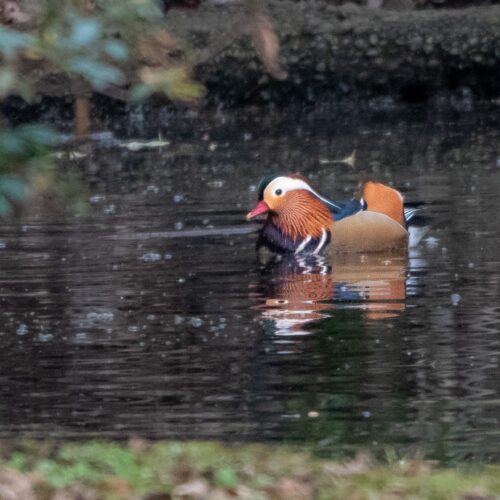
[{"left": 246, "top": 173, "right": 335, "bottom": 246}]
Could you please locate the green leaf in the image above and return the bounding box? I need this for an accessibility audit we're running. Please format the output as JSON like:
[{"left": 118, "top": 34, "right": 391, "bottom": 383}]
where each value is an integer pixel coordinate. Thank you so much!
[
  {"left": 0, "top": 68, "right": 16, "bottom": 97},
  {"left": 163, "top": 67, "right": 206, "bottom": 102},
  {"left": 166, "top": 78, "right": 206, "bottom": 103},
  {"left": 20, "top": 125, "right": 61, "bottom": 146},
  {"left": 7, "top": 452, "right": 27, "bottom": 470},
  {"left": 214, "top": 467, "right": 238, "bottom": 488},
  {"left": 68, "top": 18, "right": 102, "bottom": 49},
  {"left": 129, "top": 83, "right": 153, "bottom": 102},
  {"left": 69, "top": 57, "right": 123, "bottom": 90},
  {"left": 0, "top": 26, "right": 33, "bottom": 59},
  {"left": 104, "top": 40, "right": 128, "bottom": 61},
  {"left": 0, "top": 131, "right": 25, "bottom": 155},
  {"left": 14, "top": 79, "right": 35, "bottom": 103},
  {"left": 0, "top": 175, "right": 27, "bottom": 202},
  {"left": 139, "top": 66, "right": 206, "bottom": 103},
  {"left": 0, "top": 195, "right": 11, "bottom": 216}
]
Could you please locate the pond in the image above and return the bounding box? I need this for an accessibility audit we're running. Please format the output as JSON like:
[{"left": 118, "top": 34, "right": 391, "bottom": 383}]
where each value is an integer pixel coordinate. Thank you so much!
[{"left": 1, "top": 103, "right": 499, "bottom": 464}]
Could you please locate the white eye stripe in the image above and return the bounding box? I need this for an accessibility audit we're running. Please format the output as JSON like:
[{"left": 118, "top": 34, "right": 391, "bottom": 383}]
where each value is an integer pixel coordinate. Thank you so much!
[
  {"left": 265, "top": 177, "right": 312, "bottom": 197},
  {"left": 264, "top": 176, "right": 342, "bottom": 211}
]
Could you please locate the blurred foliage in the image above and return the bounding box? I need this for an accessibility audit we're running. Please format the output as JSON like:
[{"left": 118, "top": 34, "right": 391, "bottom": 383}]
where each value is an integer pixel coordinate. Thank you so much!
[
  {"left": 0, "top": 0, "right": 206, "bottom": 216},
  {"left": 0, "top": 0, "right": 286, "bottom": 215},
  {"left": 0, "top": 124, "right": 57, "bottom": 214},
  {"left": 0, "top": 0, "right": 184, "bottom": 100},
  {"left": 135, "top": 65, "right": 206, "bottom": 103},
  {"left": 4, "top": 439, "right": 500, "bottom": 499},
  {"left": 0, "top": 123, "right": 88, "bottom": 215}
]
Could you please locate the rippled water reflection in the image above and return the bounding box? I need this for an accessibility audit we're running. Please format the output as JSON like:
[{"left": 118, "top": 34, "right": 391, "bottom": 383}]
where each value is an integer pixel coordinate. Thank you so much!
[{"left": 1, "top": 106, "right": 500, "bottom": 463}]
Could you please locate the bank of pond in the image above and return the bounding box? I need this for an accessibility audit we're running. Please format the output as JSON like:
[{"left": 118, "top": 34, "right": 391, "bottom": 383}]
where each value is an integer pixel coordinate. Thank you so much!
[{"left": 0, "top": 440, "right": 499, "bottom": 499}]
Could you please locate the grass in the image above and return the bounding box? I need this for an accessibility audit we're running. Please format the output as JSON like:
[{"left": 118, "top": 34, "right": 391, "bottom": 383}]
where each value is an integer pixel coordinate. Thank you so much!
[{"left": 0, "top": 440, "right": 499, "bottom": 499}]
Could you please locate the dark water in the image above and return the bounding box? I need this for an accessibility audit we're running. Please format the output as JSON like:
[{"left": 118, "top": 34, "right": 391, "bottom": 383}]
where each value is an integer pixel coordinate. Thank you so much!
[{"left": 1, "top": 105, "right": 500, "bottom": 464}]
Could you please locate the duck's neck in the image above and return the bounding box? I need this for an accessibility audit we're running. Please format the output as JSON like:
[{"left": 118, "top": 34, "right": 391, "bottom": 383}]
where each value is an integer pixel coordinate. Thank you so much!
[
  {"left": 261, "top": 192, "right": 333, "bottom": 254},
  {"left": 272, "top": 191, "right": 333, "bottom": 240}
]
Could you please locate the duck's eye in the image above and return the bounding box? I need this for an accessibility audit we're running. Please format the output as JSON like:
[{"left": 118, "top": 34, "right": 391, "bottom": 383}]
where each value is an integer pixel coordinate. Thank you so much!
[{"left": 275, "top": 189, "right": 283, "bottom": 196}]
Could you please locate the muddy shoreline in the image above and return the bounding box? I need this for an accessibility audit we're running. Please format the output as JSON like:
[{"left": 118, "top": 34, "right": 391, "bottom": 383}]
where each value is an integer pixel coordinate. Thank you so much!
[
  {"left": 5, "top": 3, "right": 500, "bottom": 119},
  {"left": 167, "top": 3, "right": 500, "bottom": 106}
]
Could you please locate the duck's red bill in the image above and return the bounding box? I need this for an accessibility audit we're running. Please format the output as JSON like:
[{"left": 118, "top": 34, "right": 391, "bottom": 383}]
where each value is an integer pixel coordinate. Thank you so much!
[{"left": 246, "top": 200, "right": 270, "bottom": 220}]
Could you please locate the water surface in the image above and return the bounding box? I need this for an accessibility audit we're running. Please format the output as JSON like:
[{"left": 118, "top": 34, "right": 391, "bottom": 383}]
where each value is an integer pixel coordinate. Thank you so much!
[{"left": 1, "top": 105, "right": 500, "bottom": 463}]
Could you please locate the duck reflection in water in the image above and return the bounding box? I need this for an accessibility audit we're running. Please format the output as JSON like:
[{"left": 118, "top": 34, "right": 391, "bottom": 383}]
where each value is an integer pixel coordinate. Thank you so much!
[{"left": 251, "top": 252, "right": 408, "bottom": 336}]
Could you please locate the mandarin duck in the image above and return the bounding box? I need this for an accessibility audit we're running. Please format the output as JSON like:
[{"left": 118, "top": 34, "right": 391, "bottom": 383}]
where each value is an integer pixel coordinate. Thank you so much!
[{"left": 246, "top": 173, "right": 419, "bottom": 254}]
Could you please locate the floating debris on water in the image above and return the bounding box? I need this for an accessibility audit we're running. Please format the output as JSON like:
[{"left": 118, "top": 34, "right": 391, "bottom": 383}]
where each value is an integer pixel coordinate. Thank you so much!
[
  {"left": 87, "top": 311, "right": 114, "bottom": 323},
  {"left": 207, "top": 179, "right": 225, "bottom": 188},
  {"left": 190, "top": 317, "right": 204, "bottom": 328},
  {"left": 52, "top": 151, "right": 87, "bottom": 160},
  {"left": 103, "top": 204, "right": 116, "bottom": 214},
  {"left": 16, "top": 324, "right": 28, "bottom": 336},
  {"left": 319, "top": 151, "right": 356, "bottom": 167},
  {"left": 120, "top": 139, "right": 170, "bottom": 151},
  {"left": 74, "top": 332, "right": 88, "bottom": 342},
  {"left": 37, "top": 332, "right": 54, "bottom": 342},
  {"left": 141, "top": 252, "right": 162, "bottom": 262},
  {"left": 89, "top": 195, "right": 106, "bottom": 204}
]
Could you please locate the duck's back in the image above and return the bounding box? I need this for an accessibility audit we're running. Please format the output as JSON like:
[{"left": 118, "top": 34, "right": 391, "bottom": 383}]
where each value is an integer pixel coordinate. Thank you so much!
[{"left": 330, "top": 210, "right": 408, "bottom": 253}]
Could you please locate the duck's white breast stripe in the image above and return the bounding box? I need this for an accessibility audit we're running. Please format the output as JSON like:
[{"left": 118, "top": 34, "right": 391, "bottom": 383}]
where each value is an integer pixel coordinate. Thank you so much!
[
  {"left": 295, "top": 235, "right": 312, "bottom": 254},
  {"left": 313, "top": 228, "right": 328, "bottom": 255}
]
